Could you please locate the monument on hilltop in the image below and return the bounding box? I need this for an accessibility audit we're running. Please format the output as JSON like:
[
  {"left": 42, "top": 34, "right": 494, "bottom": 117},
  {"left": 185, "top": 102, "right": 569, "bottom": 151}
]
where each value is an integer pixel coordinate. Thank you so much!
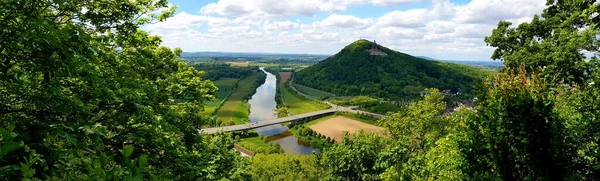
[{"left": 367, "top": 40, "right": 388, "bottom": 56}]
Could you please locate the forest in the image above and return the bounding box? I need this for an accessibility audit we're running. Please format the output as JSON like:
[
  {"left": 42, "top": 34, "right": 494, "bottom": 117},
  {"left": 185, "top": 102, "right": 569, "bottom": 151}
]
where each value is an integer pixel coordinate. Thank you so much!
[{"left": 1, "top": 0, "right": 600, "bottom": 180}]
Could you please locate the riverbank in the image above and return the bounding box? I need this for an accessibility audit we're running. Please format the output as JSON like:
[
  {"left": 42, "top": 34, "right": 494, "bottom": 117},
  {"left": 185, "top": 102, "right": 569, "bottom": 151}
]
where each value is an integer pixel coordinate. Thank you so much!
[{"left": 215, "top": 71, "right": 266, "bottom": 125}]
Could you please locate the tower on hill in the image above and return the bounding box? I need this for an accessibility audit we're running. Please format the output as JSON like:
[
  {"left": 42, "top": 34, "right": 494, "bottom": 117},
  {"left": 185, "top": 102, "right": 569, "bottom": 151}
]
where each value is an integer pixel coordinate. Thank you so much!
[{"left": 367, "top": 40, "right": 388, "bottom": 56}]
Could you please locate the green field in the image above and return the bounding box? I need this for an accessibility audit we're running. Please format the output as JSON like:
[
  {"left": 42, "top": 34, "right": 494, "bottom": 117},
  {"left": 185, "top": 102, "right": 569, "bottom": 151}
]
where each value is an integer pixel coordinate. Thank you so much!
[
  {"left": 237, "top": 136, "right": 271, "bottom": 153},
  {"left": 215, "top": 73, "right": 263, "bottom": 124},
  {"left": 280, "top": 83, "right": 330, "bottom": 115},
  {"left": 294, "top": 83, "right": 335, "bottom": 99},
  {"left": 201, "top": 78, "right": 239, "bottom": 115}
]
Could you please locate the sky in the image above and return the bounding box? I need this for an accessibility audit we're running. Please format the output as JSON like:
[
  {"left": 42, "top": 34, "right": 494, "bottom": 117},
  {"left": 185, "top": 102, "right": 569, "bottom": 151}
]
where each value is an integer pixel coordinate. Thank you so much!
[{"left": 145, "top": 0, "right": 547, "bottom": 60}]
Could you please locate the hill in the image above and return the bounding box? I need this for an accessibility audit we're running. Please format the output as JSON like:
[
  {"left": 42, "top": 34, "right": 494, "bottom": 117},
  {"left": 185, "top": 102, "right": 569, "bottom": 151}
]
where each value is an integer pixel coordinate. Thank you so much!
[{"left": 294, "top": 40, "right": 495, "bottom": 100}]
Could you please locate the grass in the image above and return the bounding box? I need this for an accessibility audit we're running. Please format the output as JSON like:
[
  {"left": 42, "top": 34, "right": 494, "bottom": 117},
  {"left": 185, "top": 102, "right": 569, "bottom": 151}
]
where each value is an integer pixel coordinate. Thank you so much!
[
  {"left": 215, "top": 73, "right": 263, "bottom": 124},
  {"left": 237, "top": 136, "right": 271, "bottom": 153},
  {"left": 294, "top": 83, "right": 335, "bottom": 98},
  {"left": 280, "top": 83, "right": 330, "bottom": 115},
  {"left": 201, "top": 78, "right": 239, "bottom": 116}
]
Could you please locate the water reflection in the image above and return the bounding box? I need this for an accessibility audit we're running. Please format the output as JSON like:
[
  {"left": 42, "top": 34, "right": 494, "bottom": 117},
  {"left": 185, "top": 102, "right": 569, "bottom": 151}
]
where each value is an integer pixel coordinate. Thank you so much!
[{"left": 248, "top": 68, "right": 316, "bottom": 154}]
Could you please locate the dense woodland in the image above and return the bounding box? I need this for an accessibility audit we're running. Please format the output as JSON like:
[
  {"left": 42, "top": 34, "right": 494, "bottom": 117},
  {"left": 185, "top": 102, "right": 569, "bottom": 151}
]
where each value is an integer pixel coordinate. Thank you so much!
[
  {"left": 1, "top": 0, "right": 600, "bottom": 180},
  {"left": 294, "top": 40, "right": 495, "bottom": 100},
  {"left": 193, "top": 63, "right": 257, "bottom": 81}
]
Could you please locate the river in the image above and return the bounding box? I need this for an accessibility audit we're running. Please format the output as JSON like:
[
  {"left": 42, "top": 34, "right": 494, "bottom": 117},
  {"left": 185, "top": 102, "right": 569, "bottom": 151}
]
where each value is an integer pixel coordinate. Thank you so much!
[{"left": 247, "top": 68, "right": 316, "bottom": 154}]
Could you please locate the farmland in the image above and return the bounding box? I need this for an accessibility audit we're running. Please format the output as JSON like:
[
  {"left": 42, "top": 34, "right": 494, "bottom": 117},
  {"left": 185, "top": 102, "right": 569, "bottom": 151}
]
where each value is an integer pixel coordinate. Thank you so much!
[
  {"left": 200, "top": 78, "right": 239, "bottom": 116},
  {"left": 279, "top": 72, "right": 291, "bottom": 83},
  {"left": 309, "top": 116, "right": 385, "bottom": 143},
  {"left": 227, "top": 61, "right": 250, "bottom": 67},
  {"left": 215, "top": 72, "right": 265, "bottom": 125}
]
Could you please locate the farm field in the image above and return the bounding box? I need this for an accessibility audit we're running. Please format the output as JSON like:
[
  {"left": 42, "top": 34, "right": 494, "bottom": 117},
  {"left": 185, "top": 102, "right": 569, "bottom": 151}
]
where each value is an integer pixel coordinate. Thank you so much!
[
  {"left": 201, "top": 78, "right": 239, "bottom": 116},
  {"left": 227, "top": 61, "right": 250, "bottom": 67},
  {"left": 280, "top": 83, "right": 330, "bottom": 115},
  {"left": 216, "top": 73, "right": 263, "bottom": 124},
  {"left": 294, "top": 83, "right": 335, "bottom": 98},
  {"left": 309, "top": 116, "right": 385, "bottom": 143},
  {"left": 279, "top": 72, "right": 291, "bottom": 83}
]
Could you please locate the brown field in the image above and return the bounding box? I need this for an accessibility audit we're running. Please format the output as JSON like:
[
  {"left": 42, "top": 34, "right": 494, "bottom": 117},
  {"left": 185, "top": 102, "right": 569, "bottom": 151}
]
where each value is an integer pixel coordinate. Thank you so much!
[
  {"left": 309, "top": 116, "right": 385, "bottom": 143},
  {"left": 227, "top": 61, "right": 249, "bottom": 67},
  {"left": 279, "top": 72, "right": 292, "bottom": 83}
]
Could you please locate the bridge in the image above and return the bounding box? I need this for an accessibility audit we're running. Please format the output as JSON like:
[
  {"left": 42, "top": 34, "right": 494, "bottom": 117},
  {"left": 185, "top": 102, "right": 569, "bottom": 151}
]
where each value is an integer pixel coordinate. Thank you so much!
[
  {"left": 200, "top": 108, "right": 338, "bottom": 134},
  {"left": 200, "top": 78, "right": 388, "bottom": 135}
]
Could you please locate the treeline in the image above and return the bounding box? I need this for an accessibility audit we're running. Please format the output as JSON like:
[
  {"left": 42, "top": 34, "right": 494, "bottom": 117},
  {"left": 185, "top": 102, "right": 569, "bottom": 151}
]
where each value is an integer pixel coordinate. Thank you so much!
[
  {"left": 193, "top": 62, "right": 257, "bottom": 80},
  {"left": 264, "top": 67, "right": 284, "bottom": 106},
  {"left": 331, "top": 96, "right": 404, "bottom": 114}
]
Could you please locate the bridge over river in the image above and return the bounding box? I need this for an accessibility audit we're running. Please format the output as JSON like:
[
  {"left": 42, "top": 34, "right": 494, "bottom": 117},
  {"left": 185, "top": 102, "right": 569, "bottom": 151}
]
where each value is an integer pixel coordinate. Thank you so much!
[
  {"left": 200, "top": 106, "right": 385, "bottom": 134},
  {"left": 201, "top": 108, "right": 337, "bottom": 134}
]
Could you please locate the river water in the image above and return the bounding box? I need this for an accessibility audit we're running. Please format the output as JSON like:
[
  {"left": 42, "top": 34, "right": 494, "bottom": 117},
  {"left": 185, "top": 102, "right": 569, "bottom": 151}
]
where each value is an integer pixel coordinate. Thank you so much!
[{"left": 248, "top": 68, "right": 316, "bottom": 154}]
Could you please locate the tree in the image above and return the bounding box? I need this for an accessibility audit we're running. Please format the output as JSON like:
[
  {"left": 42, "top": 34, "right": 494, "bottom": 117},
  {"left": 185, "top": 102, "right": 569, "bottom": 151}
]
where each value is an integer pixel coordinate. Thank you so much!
[
  {"left": 485, "top": 0, "right": 599, "bottom": 84},
  {"left": 380, "top": 88, "right": 449, "bottom": 150},
  {"left": 460, "top": 69, "right": 566, "bottom": 180},
  {"left": 320, "top": 131, "right": 390, "bottom": 180},
  {"left": 0, "top": 0, "right": 249, "bottom": 180},
  {"left": 250, "top": 154, "right": 321, "bottom": 181},
  {"left": 276, "top": 106, "right": 290, "bottom": 117}
]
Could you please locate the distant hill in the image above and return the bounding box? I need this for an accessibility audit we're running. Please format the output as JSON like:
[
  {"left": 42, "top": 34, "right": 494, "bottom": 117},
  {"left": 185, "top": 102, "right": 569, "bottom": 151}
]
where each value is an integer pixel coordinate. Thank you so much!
[
  {"left": 294, "top": 40, "right": 495, "bottom": 100},
  {"left": 416, "top": 56, "right": 436, "bottom": 60}
]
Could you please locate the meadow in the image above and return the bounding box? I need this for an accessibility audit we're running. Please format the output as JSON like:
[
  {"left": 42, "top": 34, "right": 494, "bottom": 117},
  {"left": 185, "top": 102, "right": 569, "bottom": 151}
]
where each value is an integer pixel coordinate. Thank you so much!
[
  {"left": 280, "top": 82, "right": 330, "bottom": 115},
  {"left": 294, "top": 83, "right": 335, "bottom": 99},
  {"left": 200, "top": 78, "right": 239, "bottom": 116},
  {"left": 216, "top": 72, "right": 264, "bottom": 124}
]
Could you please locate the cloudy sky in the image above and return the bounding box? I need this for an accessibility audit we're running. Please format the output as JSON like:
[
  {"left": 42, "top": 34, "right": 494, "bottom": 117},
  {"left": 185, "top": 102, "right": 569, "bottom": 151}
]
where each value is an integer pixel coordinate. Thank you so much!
[{"left": 145, "top": 0, "right": 547, "bottom": 60}]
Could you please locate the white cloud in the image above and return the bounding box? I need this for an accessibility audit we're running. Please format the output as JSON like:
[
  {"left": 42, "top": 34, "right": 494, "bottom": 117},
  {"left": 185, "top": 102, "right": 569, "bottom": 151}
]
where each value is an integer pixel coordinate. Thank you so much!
[
  {"left": 146, "top": 0, "right": 548, "bottom": 60},
  {"left": 199, "top": 0, "right": 421, "bottom": 19},
  {"left": 454, "top": 0, "right": 546, "bottom": 24},
  {"left": 313, "top": 14, "right": 373, "bottom": 29}
]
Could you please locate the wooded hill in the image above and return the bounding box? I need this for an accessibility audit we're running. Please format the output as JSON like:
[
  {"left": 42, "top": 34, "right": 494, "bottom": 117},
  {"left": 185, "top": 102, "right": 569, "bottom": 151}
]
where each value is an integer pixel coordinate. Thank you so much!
[{"left": 294, "top": 40, "right": 495, "bottom": 100}]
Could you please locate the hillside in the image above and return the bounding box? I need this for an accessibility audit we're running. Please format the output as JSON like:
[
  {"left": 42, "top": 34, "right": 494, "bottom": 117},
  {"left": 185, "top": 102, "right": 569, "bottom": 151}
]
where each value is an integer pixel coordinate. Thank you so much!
[{"left": 294, "top": 40, "right": 495, "bottom": 100}]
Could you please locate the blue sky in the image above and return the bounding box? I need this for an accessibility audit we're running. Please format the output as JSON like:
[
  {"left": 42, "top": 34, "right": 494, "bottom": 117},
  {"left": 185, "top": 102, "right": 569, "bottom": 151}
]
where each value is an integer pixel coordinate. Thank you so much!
[{"left": 147, "top": 0, "right": 546, "bottom": 60}]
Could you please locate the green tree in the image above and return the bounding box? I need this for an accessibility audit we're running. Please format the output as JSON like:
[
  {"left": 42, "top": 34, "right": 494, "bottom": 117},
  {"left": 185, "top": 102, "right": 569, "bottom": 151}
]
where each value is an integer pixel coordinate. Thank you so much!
[
  {"left": 250, "top": 154, "right": 321, "bottom": 181},
  {"left": 485, "top": 0, "right": 599, "bottom": 84},
  {"left": 460, "top": 69, "right": 566, "bottom": 180},
  {"left": 320, "top": 131, "right": 390, "bottom": 180},
  {"left": 0, "top": 0, "right": 249, "bottom": 180},
  {"left": 276, "top": 106, "right": 290, "bottom": 117}
]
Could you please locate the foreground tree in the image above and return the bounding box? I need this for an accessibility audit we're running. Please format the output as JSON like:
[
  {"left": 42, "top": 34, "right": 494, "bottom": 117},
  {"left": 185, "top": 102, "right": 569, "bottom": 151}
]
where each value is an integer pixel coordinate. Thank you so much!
[
  {"left": 0, "top": 0, "right": 249, "bottom": 179},
  {"left": 485, "top": 0, "right": 599, "bottom": 84}
]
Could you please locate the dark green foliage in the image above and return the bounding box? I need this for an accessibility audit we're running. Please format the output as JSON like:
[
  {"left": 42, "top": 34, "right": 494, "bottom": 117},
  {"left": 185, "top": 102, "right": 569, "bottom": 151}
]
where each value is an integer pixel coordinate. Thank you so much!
[
  {"left": 194, "top": 62, "right": 257, "bottom": 80},
  {"left": 295, "top": 40, "right": 494, "bottom": 100},
  {"left": 485, "top": 0, "right": 599, "bottom": 85},
  {"left": 0, "top": 0, "right": 250, "bottom": 180},
  {"left": 460, "top": 69, "right": 566, "bottom": 180}
]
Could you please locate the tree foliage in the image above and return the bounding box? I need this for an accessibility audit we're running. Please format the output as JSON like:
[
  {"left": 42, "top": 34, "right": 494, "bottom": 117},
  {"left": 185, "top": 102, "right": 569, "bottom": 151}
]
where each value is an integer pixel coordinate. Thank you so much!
[
  {"left": 0, "top": 0, "right": 249, "bottom": 180},
  {"left": 485, "top": 0, "right": 599, "bottom": 84}
]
